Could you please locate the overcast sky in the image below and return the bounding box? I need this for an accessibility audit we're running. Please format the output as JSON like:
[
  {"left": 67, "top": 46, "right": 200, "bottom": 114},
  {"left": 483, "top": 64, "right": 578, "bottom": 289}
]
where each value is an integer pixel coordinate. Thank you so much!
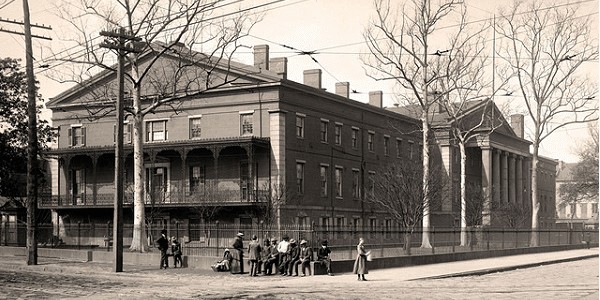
[{"left": 1, "top": 0, "right": 597, "bottom": 162}]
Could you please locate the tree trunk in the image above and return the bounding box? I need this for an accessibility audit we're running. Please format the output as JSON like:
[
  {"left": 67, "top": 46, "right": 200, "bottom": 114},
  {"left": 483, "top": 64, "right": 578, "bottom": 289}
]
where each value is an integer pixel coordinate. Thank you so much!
[
  {"left": 529, "top": 143, "right": 540, "bottom": 247},
  {"left": 421, "top": 114, "right": 432, "bottom": 248},
  {"left": 459, "top": 142, "right": 468, "bottom": 246},
  {"left": 403, "top": 232, "right": 412, "bottom": 255},
  {"left": 129, "top": 63, "right": 146, "bottom": 252}
]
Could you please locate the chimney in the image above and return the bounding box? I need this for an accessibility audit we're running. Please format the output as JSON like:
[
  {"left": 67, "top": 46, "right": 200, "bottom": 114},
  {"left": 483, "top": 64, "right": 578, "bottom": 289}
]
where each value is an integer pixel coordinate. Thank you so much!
[
  {"left": 511, "top": 114, "right": 524, "bottom": 138},
  {"left": 303, "top": 69, "right": 322, "bottom": 89},
  {"left": 335, "top": 82, "right": 350, "bottom": 98},
  {"left": 253, "top": 44, "right": 269, "bottom": 70},
  {"left": 269, "top": 57, "right": 287, "bottom": 79},
  {"left": 369, "top": 91, "right": 383, "bottom": 108}
]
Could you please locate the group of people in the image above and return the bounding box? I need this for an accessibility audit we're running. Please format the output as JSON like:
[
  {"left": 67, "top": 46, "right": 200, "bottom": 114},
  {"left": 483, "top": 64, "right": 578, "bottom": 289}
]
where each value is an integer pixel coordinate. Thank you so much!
[
  {"left": 156, "top": 229, "right": 183, "bottom": 269},
  {"left": 213, "top": 233, "right": 335, "bottom": 277}
]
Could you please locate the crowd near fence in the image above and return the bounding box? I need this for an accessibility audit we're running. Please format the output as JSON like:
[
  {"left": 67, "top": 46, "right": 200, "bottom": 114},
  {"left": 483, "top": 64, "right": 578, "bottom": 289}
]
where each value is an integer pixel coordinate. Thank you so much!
[{"left": 0, "top": 222, "right": 597, "bottom": 260}]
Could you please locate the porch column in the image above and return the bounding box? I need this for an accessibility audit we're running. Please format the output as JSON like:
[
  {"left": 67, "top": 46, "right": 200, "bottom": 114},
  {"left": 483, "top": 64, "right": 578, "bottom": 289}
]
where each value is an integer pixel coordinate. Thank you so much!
[
  {"left": 509, "top": 154, "right": 516, "bottom": 204},
  {"left": 501, "top": 151, "right": 508, "bottom": 204},
  {"left": 212, "top": 146, "right": 221, "bottom": 195},
  {"left": 492, "top": 149, "right": 501, "bottom": 205},
  {"left": 63, "top": 156, "right": 72, "bottom": 206},
  {"left": 523, "top": 157, "right": 532, "bottom": 209},
  {"left": 181, "top": 150, "right": 188, "bottom": 199},
  {"left": 92, "top": 154, "right": 98, "bottom": 205},
  {"left": 516, "top": 156, "right": 523, "bottom": 206},
  {"left": 248, "top": 145, "right": 255, "bottom": 202},
  {"left": 481, "top": 147, "right": 492, "bottom": 226}
]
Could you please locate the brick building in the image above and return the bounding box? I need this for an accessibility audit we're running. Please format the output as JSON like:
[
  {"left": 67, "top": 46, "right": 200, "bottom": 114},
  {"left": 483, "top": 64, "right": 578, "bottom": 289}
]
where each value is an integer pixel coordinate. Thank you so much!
[{"left": 43, "top": 44, "right": 557, "bottom": 245}]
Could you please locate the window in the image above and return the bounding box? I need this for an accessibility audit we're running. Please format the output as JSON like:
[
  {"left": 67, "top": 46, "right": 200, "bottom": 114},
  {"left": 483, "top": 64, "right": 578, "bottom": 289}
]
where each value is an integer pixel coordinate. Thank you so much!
[
  {"left": 320, "top": 217, "right": 330, "bottom": 232},
  {"left": 296, "top": 115, "right": 305, "bottom": 138},
  {"left": 189, "top": 117, "right": 202, "bottom": 138},
  {"left": 592, "top": 203, "right": 598, "bottom": 214},
  {"left": 240, "top": 162, "right": 249, "bottom": 200},
  {"left": 368, "top": 171, "right": 376, "bottom": 198},
  {"left": 334, "top": 123, "right": 342, "bottom": 145},
  {"left": 68, "top": 125, "right": 86, "bottom": 147},
  {"left": 146, "top": 120, "right": 167, "bottom": 142},
  {"left": 396, "top": 139, "right": 403, "bottom": 158},
  {"left": 320, "top": 119, "right": 329, "bottom": 143},
  {"left": 569, "top": 203, "right": 577, "bottom": 218},
  {"left": 369, "top": 218, "right": 377, "bottom": 234},
  {"left": 296, "top": 162, "right": 305, "bottom": 194},
  {"left": 352, "top": 218, "right": 361, "bottom": 234},
  {"left": 114, "top": 123, "right": 133, "bottom": 144},
  {"left": 351, "top": 127, "right": 359, "bottom": 149},
  {"left": 408, "top": 141, "right": 415, "bottom": 159},
  {"left": 189, "top": 165, "right": 206, "bottom": 192},
  {"left": 320, "top": 165, "right": 328, "bottom": 197},
  {"left": 367, "top": 132, "right": 374, "bottom": 152},
  {"left": 384, "top": 136, "right": 390, "bottom": 156},
  {"left": 385, "top": 219, "right": 392, "bottom": 238},
  {"left": 335, "top": 167, "right": 343, "bottom": 198},
  {"left": 581, "top": 204, "right": 588, "bottom": 218},
  {"left": 352, "top": 169, "right": 360, "bottom": 199},
  {"left": 240, "top": 113, "right": 253, "bottom": 136}
]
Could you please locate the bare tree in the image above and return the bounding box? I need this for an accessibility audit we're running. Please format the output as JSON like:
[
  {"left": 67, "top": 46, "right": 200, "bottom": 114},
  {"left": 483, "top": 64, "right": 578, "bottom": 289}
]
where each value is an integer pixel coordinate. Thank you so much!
[
  {"left": 257, "top": 181, "right": 298, "bottom": 231},
  {"left": 363, "top": 0, "right": 468, "bottom": 248},
  {"left": 365, "top": 160, "right": 444, "bottom": 254},
  {"left": 559, "top": 121, "right": 599, "bottom": 204},
  {"left": 48, "top": 0, "right": 264, "bottom": 251},
  {"left": 496, "top": 1, "right": 599, "bottom": 246}
]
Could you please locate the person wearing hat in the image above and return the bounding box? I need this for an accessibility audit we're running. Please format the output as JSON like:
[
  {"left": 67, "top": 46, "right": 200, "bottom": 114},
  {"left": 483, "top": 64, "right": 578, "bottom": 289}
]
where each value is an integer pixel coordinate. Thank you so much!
[
  {"left": 294, "top": 239, "right": 313, "bottom": 276},
  {"left": 259, "top": 239, "right": 272, "bottom": 275},
  {"left": 316, "top": 240, "right": 333, "bottom": 276},
  {"left": 247, "top": 235, "right": 262, "bottom": 276},
  {"left": 230, "top": 232, "right": 245, "bottom": 274},
  {"left": 265, "top": 238, "right": 279, "bottom": 275},
  {"left": 285, "top": 239, "right": 299, "bottom": 276},
  {"left": 156, "top": 229, "right": 169, "bottom": 269}
]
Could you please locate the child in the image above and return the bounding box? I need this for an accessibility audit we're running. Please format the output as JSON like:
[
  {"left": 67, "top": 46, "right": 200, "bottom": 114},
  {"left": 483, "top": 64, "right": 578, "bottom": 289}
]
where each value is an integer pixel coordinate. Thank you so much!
[
  {"left": 171, "top": 237, "right": 183, "bottom": 268},
  {"left": 211, "top": 249, "right": 232, "bottom": 272}
]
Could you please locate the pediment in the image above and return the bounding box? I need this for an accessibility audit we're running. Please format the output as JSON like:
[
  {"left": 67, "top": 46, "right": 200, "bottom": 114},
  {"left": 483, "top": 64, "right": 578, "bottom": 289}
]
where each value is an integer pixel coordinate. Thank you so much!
[{"left": 47, "top": 45, "right": 281, "bottom": 109}]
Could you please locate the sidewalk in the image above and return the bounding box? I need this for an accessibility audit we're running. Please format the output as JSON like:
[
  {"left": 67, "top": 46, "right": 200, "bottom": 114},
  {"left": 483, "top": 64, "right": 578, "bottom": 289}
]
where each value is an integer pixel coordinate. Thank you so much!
[{"left": 1, "top": 247, "right": 597, "bottom": 281}]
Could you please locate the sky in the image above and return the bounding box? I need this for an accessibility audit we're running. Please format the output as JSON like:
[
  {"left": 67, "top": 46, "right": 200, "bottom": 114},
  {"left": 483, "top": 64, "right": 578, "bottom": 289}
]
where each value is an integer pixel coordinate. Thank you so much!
[{"left": 0, "top": 0, "right": 598, "bottom": 163}]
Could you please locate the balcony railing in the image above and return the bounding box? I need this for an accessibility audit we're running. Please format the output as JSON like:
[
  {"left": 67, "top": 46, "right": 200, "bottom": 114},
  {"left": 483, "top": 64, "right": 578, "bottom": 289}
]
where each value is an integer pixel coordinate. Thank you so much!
[{"left": 40, "top": 180, "right": 269, "bottom": 208}]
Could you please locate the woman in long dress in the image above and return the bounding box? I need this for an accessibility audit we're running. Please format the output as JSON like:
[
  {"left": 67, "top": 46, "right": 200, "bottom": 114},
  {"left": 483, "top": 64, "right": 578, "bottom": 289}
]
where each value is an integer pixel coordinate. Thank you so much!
[
  {"left": 352, "top": 237, "right": 369, "bottom": 281},
  {"left": 230, "top": 233, "right": 245, "bottom": 274}
]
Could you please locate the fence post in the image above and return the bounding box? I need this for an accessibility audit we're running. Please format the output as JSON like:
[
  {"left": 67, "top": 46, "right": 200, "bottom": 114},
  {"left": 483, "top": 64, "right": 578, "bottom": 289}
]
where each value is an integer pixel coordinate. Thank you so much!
[
  {"left": 515, "top": 229, "right": 518, "bottom": 248},
  {"left": 568, "top": 227, "right": 572, "bottom": 245},
  {"left": 215, "top": 221, "right": 220, "bottom": 255},
  {"left": 431, "top": 226, "right": 435, "bottom": 255},
  {"left": 452, "top": 226, "right": 455, "bottom": 253},
  {"left": 486, "top": 227, "right": 490, "bottom": 251},
  {"left": 501, "top": 228, "right": 505, "bottom": 249},
  {"left": 77, "top": 221, "right": 81, "bottom": 250},
  {"left": 176, "top": 221, "right": 180, "bottom": 241}
]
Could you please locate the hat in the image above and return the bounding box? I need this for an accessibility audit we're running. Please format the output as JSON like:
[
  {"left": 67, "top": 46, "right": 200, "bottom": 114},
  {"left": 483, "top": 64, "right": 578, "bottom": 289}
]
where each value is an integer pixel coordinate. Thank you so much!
[
  {"left": 300, "top": 240, "right": 307, "bottom": 245},
  {"left": 160, "top": 229, "right": 167, "bottom": 234},
  {"left": 237, "top": 232, "right": 244, "bottom": 237},
  {"left": 270, "top": 238, "right": 278, "bottom": 242},
  {"left": 289, "top": 239, "right": 296, "bottom": 244},
  {"left": 321, "top": 240, "right": 328, "bottom": 245},
  {"left": 282, "top": 235, "right": 289, "bottom": 241}
]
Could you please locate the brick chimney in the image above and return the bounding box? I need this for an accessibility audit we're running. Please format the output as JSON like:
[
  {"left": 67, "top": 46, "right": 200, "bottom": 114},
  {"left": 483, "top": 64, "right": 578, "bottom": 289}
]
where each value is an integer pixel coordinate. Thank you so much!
[
  {"left": 511, "top": 114, "right": 524, "bottom": 138},
  {"left": 254, "top": 45, "right": 269, "bottom": 70},
  {"left": 369, "top": 91, "right": 383, "bottom": 108},
  {"left": 303, "top": 69, "right": 322, "bottom": 89},
  {"left": 269, "top": 57, "right": 287, "bottom": 79},
  {"left": 335, "top": 82, "right": 350, "bottom": 98}
]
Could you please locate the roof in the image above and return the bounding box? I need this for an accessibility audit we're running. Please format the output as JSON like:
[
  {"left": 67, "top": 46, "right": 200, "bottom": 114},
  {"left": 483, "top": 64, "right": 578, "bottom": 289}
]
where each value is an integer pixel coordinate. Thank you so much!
[{"left": 556, "top": 162, "right": 577, "bottom": 181}]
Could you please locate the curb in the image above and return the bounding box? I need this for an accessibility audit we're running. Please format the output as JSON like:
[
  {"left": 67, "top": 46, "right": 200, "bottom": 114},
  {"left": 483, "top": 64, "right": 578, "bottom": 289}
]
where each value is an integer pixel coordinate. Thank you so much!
[{"left": 414, "top": 254, "right": 599, "bottom": 280}]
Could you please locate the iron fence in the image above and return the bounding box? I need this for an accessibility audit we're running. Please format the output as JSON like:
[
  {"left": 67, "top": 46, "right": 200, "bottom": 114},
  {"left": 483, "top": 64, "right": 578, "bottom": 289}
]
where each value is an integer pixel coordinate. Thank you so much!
[{"left": 1, "top": 222, "right": 596, "bottom": 260}]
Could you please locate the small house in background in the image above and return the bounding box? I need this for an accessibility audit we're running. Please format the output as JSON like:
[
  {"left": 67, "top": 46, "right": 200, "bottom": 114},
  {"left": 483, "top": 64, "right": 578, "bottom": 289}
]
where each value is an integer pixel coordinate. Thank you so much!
[
  {"left": 0, "top": 196, "right": 26, "bottom": 246},
  {"left": 555, "top": 161, "right": 599, "bottom": 229}
]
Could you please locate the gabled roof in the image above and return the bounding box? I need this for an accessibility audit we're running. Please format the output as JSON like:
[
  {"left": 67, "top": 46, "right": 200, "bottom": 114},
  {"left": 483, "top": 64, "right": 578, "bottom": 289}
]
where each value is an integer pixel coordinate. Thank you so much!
[{"left": 47, "top": 43, "right": 283, "bottom": 108}]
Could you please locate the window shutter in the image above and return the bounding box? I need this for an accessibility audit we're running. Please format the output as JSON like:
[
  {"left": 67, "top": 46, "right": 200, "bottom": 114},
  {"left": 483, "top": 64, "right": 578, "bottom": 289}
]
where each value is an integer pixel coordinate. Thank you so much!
[
  {"left": 67, "top": 127, "right": 72, "bottom": 147},
  {"left": 81, "top": 127, "right": 86, "bottom": 146}
]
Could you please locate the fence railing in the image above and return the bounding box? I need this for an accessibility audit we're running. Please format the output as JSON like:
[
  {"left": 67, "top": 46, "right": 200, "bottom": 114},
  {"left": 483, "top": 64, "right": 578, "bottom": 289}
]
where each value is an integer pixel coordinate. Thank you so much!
[{"left": 1, "top": 223, "right": 596, "bottom": 260}]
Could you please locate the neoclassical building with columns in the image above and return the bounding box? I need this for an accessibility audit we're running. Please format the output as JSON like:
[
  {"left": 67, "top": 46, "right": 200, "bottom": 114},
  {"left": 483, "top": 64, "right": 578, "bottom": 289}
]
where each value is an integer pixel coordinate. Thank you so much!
[{"left": 390, "top": 102, "right": 557, "bottom": 228}]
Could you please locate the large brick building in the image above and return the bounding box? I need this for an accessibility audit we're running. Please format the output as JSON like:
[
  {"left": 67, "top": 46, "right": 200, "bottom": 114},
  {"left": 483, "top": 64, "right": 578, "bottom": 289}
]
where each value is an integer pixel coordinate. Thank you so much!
[{"left": 42, "top": 44, "right": 557, "bottom": 245}]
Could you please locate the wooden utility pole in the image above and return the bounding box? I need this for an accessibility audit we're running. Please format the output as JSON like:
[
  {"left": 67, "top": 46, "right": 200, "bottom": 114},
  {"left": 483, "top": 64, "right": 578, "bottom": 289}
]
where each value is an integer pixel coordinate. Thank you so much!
[{"left": 100, "top": 28, "right": 140, "bottom": 272}]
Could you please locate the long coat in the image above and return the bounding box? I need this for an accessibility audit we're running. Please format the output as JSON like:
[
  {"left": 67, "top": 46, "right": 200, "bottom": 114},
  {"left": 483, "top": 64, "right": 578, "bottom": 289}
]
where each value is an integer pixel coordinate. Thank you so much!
[
  {"left": 247, "top": 240, "right": 262, "bottom": 261},
  {"left": 230, "top": 237, "right": 244, "bottom": 274},
  {"left": 352, "top": 244, "right": 368, "bottom": 275}
]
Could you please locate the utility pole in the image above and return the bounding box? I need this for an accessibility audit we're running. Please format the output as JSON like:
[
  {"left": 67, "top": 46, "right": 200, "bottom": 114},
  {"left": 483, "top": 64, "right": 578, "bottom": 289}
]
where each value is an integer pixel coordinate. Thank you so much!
[{"left": 100, "top": 27, "right": 140, "bottom": 272}]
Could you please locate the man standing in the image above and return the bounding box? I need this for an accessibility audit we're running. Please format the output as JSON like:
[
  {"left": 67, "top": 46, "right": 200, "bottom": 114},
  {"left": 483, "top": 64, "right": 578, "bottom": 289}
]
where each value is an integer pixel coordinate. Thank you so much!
[
  {"left": 156, "top": 229, "right": 169, "bottom": 269},
  {"left": 276, "top": 235, "right": 290, "bottom": 275},
  {"left": 247, "top": 235, "right": 262, "bottom": 277}
]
